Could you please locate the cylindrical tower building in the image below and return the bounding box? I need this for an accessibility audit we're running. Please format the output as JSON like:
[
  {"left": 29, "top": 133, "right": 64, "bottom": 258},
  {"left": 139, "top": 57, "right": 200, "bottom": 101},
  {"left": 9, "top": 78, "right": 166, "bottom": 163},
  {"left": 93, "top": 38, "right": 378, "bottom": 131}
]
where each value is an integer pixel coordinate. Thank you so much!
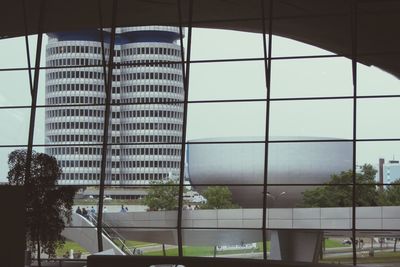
[
  {"left": 45, "top": 26, "right": 184, "bottom": 185},
  {"left": 119, "top": 26, "right": 184, "bottom": 184}
]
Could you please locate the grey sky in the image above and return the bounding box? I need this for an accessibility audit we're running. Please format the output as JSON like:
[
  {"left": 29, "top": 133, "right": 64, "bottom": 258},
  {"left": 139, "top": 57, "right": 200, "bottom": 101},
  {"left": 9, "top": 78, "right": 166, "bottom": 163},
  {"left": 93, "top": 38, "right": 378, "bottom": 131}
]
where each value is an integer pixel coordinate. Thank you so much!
[{"left": 0, "top": 28, "right": 399, "bottom": 181}]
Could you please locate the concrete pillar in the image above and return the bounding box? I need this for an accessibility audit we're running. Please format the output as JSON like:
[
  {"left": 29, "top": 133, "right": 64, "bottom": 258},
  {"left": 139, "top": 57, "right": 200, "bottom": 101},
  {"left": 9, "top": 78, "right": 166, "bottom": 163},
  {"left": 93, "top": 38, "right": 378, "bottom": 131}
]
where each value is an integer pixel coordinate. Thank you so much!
[{"left": 270, "top": 230, "right": 323, "bottom": 263}]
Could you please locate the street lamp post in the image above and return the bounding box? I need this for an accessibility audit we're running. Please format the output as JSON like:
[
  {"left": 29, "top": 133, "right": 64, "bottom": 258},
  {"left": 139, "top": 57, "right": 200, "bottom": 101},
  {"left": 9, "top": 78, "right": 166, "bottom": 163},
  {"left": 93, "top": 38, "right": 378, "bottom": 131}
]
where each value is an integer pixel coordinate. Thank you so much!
[{"left": 265, "top": 191, "right": 286, "bottom": 208}]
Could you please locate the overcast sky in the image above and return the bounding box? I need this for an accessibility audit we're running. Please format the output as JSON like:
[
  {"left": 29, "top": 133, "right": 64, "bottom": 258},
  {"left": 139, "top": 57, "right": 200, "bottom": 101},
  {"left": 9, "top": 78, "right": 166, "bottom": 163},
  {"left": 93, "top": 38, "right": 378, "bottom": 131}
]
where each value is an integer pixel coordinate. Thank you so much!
[{"left": 0, "top": 28, "right": 399, "bottom": 181}]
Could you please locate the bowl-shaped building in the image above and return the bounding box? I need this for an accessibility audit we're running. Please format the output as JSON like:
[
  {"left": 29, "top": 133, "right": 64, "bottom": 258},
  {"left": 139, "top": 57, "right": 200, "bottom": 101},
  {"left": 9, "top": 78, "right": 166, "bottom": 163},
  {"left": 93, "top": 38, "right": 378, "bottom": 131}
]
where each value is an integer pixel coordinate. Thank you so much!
[{"left": 187, "top": 137, "right": 352, "bottom": 208}]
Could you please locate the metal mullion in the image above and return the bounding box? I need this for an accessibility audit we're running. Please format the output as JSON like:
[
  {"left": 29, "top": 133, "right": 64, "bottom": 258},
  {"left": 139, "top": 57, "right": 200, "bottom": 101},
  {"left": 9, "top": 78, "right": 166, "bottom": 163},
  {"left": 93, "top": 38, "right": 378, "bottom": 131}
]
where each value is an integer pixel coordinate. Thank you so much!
[
  {"left": 350, "top": 1, "right": 358, "bottom": 265},
  {"left": 96, "top": 0, "right": 118, "bottom": 252},
  {"left": 6, "top": 92, "right": 400, "bottom": 110},
  {"left": 1, "top": 49, "right": 399, "bottom": 72},
  {"left": 11, "top": 135, "right": 400, "bottom": 149},
  {"left": 0, "top": 54, "right": 345, "bottom": 72},
  {"left": 21, "top": 0, "right": 33, "bottom": 93},
  {"left": 19, "top": 182, "right": 398, "bottom": 188},
  {"left": 176, "top": 0, "right": 193, "bottom": 257},
  {"left": 24, "top": 0, "right": 45, "bottom": 188},
  {"left": 7, "top": 92, "right": 400, "bottom": 110},
  {"left": 260, "top": 0, "right": 273, "bottom": 261}
]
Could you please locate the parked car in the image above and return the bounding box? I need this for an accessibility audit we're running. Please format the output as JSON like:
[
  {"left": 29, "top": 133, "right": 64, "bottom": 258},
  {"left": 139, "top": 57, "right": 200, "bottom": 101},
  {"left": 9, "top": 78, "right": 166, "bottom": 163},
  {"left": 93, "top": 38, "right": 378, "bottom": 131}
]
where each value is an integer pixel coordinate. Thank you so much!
[
  {"left": 342, "top": 239, "right": 352, "bottom": 245},
  {"left": 342, "top": 239, "right": 358, "bottom": 245}
]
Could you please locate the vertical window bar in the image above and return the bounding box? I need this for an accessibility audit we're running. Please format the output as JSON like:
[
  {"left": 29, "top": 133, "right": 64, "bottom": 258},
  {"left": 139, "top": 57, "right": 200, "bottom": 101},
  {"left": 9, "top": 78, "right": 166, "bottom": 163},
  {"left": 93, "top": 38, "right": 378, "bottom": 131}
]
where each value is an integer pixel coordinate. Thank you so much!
[
  {"left": 177, "top": 0, "right": 193, "bottom": 257},
  {"left": 24, "top": 0, "right": 45, "bottom": 188},
  {"left": 22, "top": 0, "right": 33, "bottom": 92},
  {"left": 350, "top": 0, "right": 358, "bottom": 265},
  {"left": 22, "top": 0, "right": 45, "bottom": 261},
  {"left": 96, "top": 0, "right": 118, "bottom": 252},
  {"left": 261, "top": 0, "right": 273, "bottom": 261}
]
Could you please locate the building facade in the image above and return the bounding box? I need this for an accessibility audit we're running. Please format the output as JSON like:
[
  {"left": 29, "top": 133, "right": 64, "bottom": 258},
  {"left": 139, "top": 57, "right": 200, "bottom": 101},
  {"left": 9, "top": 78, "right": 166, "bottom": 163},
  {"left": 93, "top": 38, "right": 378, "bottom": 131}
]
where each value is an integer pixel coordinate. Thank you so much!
[
  {"left": 379, "top": 158, "right": 400, "bottom": 184},
  {"left": 45, "top": 26, "right": 184, "bottom": 185}
]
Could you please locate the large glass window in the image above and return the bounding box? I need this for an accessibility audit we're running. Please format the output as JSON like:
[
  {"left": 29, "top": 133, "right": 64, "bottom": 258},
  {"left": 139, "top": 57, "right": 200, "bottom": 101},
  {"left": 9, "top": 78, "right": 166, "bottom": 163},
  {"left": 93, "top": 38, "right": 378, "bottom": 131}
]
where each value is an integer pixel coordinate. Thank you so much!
[{"left": 1, "top": 1, "right": 399, "bottom": 266}]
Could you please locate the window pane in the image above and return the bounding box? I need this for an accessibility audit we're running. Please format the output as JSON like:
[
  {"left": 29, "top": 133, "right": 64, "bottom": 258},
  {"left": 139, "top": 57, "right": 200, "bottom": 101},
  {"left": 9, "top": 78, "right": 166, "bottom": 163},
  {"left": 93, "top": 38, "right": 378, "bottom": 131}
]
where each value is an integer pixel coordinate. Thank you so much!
[
  {"left": 188, "top": 142, "right": 264, "bottom": 185},
  {"left": 269, "top": 99, "right": 353, "bottom": 139},
  {"left": 357, "top": 141, "right": 400, "bottom": 181},
  {"left": 191, "top": 28, "right": 264, "bottom": 61},
  {"left": 356, "top": 231, "right": 400, "bottom": 267},
  {"left": 187, "top": 102, "right": 266, "bottom": 141},
  {"left": 101, "top": 226, "right": 178, "bottom": 256},
  {"left": 318, "top": 232, "right": 353, "bottom": 265},
  {"left": 189, "top": 60, "right": 266, "bottom": 101},
  {"left": 0, "top": 147, "right": 28, "bottom": 183},
  {"left": 270, "top": 57, "right": 353, "bottom": 98},
  {"left": 0, "top": 108, "right": 30, "bottom": 145},
  {"left": 357, "top": 98, "right": 400, "bottom": 139},
  {"left": 0, "top": 70, "right": 32, "bottom": 106},
  {"left": 357, "top": 63, "right": 400, "bottom": 96},
  {"left": 268, "top": 141, "right": 353, "bottom": 185},
  {"left": 182, "top": 229, "right": 263, "bottom": 258}
]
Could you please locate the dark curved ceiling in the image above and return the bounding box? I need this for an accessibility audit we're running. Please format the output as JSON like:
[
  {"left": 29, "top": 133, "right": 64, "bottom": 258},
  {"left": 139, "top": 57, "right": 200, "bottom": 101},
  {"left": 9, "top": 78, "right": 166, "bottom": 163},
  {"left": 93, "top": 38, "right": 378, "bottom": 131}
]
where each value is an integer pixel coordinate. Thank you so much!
[{"left": 0, "top": 0, "right": 399, "bottom": 78}]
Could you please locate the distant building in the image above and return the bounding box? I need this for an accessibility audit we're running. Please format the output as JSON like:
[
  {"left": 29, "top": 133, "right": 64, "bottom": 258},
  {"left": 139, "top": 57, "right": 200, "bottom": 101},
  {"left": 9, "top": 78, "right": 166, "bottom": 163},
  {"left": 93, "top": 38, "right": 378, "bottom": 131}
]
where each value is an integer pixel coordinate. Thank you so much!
[
  {"left": 45, "top": 26, "right": 184, "bottom": 185},
  {"left": 378, "top": 158, "right": 400, "bottom": 184}
]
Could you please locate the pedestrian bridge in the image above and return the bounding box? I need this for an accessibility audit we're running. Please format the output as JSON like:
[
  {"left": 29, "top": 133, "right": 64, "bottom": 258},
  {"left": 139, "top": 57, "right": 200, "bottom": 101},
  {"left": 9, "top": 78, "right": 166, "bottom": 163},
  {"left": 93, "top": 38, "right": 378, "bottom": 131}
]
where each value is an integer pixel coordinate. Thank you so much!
[
  {"left": 102, "top": 206, "right": 400, "bottom": 243},
  {"left": 63, "top": 206, "right": 400, "bottom": 262}
]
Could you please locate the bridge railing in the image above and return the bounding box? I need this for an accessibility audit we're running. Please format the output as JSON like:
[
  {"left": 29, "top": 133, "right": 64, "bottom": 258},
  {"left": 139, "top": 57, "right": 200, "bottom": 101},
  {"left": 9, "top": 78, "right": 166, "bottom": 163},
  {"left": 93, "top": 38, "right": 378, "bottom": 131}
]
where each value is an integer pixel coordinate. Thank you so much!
[{"left": 87, "top": 213, "right": 134, "bottom": 255}]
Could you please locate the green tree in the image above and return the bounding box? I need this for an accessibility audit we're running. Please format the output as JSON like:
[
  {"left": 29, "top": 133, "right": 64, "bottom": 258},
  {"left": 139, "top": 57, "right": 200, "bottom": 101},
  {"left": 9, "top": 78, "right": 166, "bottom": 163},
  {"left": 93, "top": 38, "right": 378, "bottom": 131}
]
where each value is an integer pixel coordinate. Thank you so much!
[
  {"left": 379, "top": 179, "right": 400, "bottom": 206},
  {"left": 143, "top": 179, "right": 182, "bottom": 211},
  {"left": 301, "top": 164, "right": 379, "bottom": 207},
  {"left": 7, "top": 149, "right": 76, "bottom": 266},
  {"left": 200, "top": 186, "right": 239, "bottom": 209}
]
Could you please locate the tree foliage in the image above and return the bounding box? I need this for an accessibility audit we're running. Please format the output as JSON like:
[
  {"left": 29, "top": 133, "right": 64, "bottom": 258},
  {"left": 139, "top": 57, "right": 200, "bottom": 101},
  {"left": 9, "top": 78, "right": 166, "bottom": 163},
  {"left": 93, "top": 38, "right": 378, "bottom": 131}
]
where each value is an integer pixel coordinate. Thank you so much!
[
  {"left": 301, "top": 164, "right": 379, "bottom": 207},
  {"left": 7, "top": 149, "right": 76, "bottom": 264},
  {"left": 200, "top": 186, "right": 239, "bottom": 209},
  {"left": 379, "top": 179, "right": 400, "bottom": 206},
  {"left": 143, "top": 179, "right": 182, "bottom": 211}
]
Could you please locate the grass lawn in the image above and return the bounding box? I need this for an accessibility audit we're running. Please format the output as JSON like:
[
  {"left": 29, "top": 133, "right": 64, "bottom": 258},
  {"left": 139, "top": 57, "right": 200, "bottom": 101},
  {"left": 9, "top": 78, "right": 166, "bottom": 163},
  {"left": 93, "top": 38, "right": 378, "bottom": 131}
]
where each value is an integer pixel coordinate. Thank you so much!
[
  {"left": 325, "top": 238, "right": 345, "bottom": 248},
  {"left": 56, "top": 240, "right": 88, "bottom": 257},
  {"left": 125, "top": 240, "right": 158, "bottom": 248},
  {"left": 321, "top": 251, "right": 400, "bottom": 264},
  {"left": 144, "top": 246, "right": 214, "bottom": 256},
  {"left": 141, "top": 240, "right": 345, "bottom": 257},
  {"left": 54, "top": 239, "right": 343, "bottom": 258},
  {"left": 74, "top": 199, "right": 142, "bottom": 205},
  {"left": 144, "top": 242, "right": 266, "bottom": 257}
]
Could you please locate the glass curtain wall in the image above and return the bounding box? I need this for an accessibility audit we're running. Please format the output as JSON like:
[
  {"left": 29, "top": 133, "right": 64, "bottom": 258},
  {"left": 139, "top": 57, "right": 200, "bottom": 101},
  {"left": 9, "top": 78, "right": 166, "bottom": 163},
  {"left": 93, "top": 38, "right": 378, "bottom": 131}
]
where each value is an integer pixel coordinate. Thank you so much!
[{"left": 0, "top": 0, "right": 399, "bottom": 266}]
